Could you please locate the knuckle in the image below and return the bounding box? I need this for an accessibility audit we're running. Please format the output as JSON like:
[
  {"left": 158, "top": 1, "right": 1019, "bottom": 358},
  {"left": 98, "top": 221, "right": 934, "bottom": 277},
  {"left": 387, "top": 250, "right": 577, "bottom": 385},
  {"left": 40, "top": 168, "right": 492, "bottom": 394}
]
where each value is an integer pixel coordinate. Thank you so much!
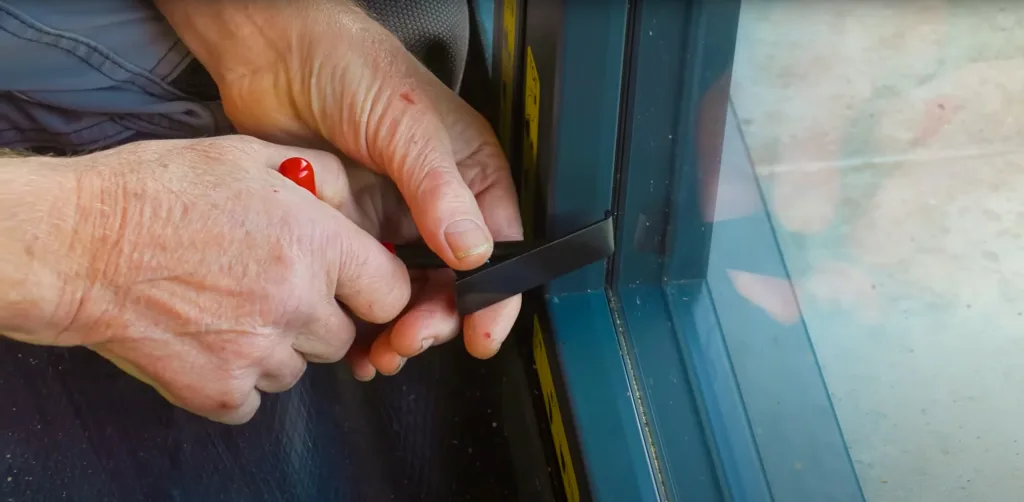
[
  {"left": 204, "top": 382, "right": 256, "bottom": 422},
  {"left": 381, "top": 277, "right": 412, "bottom": 313},
  {"left": 336, "top": 250, "right": 375, "bottom": 297},
  {"left": 266, "top": 348, "right": 307, "bottom": 380},
  {"left": 317, "top": 344, "right": 347, "bottom": 364},
  {"left": 268, "top": 239, "right": 303, "bottom": 276},
  {"left": 337, "top": 238, "right": 374, "bottom": 281},
  {"left": 337, "top": 243, "right": 408, "bottom": 322},
  {"left": 416, "top": 163, "right": 465, "bottom": 199},
  {"left": 258, "top": 361, "right": 307, "bottom": 394},
  {"left": 214, "top": 390, "right": 250, "bottom": 415},
  {"left": 414, "top": 167, "right": 479, "bottom": 220},
  {"left": 264, "top": 241, "right": 311, "bottom": 299},
  {"left": 305, "top": 313, "right": 356, "bottom": 363},
  {"left": 171, "top": 359, "right": 259, "bottom": 423},
  {"left": 281, "top": 359, "right": 308, "bottom": 388},
  {"left": 400, "top": 140, "right": 448, "bottom": 186}
]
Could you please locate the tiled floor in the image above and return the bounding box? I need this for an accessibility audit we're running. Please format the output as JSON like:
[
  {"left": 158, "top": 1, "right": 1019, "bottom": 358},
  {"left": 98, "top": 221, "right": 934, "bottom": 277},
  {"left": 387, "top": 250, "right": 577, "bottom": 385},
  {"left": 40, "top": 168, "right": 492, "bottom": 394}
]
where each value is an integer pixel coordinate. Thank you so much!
[{"left": 730, "top": 1, "right": 1024, "bottom": 500}]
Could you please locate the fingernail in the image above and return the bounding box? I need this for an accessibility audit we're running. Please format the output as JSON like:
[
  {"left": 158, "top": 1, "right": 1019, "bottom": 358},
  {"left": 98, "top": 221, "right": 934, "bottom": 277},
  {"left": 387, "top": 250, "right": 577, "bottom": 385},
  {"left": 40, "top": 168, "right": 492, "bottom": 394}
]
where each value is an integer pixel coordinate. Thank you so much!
[
  {"left": 354, "top": 371, "right": 375, "bottom": 382},
  {"left": 444, "top": 219, "right": 492, "bottom": 260},
  {"left": 383, "top": 357, "right": 406, "bottom": 376},
  {"left": 392, "top": 357, "right": 407, "bottom": 374},
  {"left": 416, "top": 338, "right": 434, "bottom": 356}
]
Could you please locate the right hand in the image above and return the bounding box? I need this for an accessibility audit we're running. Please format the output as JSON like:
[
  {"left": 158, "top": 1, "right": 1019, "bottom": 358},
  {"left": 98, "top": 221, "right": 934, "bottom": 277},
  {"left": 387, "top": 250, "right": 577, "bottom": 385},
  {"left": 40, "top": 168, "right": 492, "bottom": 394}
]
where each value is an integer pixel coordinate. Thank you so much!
[{"left": 37, "top": 135, "right": 411, "bottom": 424}]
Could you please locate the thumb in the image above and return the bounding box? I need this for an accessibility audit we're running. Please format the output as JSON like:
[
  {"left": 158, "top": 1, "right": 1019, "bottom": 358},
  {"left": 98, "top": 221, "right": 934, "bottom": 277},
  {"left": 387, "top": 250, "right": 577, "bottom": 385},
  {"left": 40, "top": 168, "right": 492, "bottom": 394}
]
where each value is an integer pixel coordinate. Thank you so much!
[{"left": 360, "top": 86, "right": 494, "bottom": 270}]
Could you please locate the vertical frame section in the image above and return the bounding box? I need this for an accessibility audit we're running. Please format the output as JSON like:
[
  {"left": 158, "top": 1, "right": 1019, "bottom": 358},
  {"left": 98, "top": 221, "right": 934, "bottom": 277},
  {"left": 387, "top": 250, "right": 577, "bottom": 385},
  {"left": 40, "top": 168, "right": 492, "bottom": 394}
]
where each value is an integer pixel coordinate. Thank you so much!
[
  {"left": 543, "top": 297, "right": 659, "bottom": 502},
  {"left": 650, "top": 0, "right": 866, "bottom": 499},
  {"left": 613, "top": 0, "right": 868, "bottom": 501},
  {"left": 659, "top": 0, "right": 737, "bottom": 282},
  {"left": 528, "top": 0, "right": 626, "bottom": 294},
  {"left": 524, "top": 0, "right": 661, "bottom": 501},
  {"left": 681, "top": 106, "right": 867, "bottom": 501},
  {"left": 612, "top": 0, "right": 743, "bottom": 498}
]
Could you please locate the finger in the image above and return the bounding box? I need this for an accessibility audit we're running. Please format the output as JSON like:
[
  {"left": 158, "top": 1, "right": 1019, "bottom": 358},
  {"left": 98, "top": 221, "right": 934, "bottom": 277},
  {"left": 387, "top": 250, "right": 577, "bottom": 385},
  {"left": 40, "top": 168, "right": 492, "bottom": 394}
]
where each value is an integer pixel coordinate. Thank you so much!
[
  {"left": 282, "top": 180, "right": 412, "bottom": 324},
  {"left": 273, "top": 147, "right": 414, "bottom": 324},
  {"left": 344, "top": 338, "right": 377, "bottom": 382},
  {"left": 463, "top": 294, "right": 522, "bottom": 360},
  {"left": 360, "top": 86, "right": 494, "bottom": 270},
  {"left": 255, "top": 348, "right": 308, "bottom": 394},
  {"left": 293, "top": 301, "right": 357, "bottom": 363},
  {"left": 328, "top": 211, "right": 413, "bottom": 324},
  {"left": 388, "top": 269, "right": 461, "bottom": 358},
  {"left": 368, "top": 329, "right": 406, "bottom": 376},
  {"left": 405, "top": 63, "right": 522, "bottom": 243}
]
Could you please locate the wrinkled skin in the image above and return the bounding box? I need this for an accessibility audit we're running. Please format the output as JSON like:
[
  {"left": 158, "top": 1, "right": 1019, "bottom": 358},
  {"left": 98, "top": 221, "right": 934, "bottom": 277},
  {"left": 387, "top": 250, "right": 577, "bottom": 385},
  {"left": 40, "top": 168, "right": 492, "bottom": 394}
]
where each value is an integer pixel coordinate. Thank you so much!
[
  {"left": 156, "top": 0, "right": 524, "bottom": 379},
  {"left": 37, "top": 136, "right": 409, "bottom": 423}
]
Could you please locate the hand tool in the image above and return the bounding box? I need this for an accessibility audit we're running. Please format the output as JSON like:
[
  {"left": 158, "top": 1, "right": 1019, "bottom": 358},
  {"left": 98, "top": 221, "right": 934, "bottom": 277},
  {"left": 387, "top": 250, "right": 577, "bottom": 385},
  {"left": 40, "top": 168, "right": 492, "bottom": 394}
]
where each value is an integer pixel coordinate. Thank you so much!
[{"left": 277, "top": 157, "right": 616, "bottom": 315}]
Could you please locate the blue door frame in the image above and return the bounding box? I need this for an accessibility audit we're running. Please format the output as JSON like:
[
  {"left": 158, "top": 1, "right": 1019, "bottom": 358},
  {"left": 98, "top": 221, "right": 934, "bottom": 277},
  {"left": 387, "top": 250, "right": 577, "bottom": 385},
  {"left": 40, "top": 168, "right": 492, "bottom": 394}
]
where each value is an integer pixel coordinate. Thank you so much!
[{"left": 525, "top": 0, "right": 869, "bottom": 500}]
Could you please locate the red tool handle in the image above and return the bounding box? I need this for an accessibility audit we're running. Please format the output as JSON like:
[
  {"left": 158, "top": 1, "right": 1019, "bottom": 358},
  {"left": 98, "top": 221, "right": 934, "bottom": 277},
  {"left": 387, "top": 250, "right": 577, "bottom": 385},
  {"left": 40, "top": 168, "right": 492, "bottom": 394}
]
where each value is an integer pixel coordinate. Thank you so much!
[
  {"left": 278, "top": 157, "right": 398, "bottom": 254},
  {"left": 278, "top": 157, "right": 317, "bottom": 197}
]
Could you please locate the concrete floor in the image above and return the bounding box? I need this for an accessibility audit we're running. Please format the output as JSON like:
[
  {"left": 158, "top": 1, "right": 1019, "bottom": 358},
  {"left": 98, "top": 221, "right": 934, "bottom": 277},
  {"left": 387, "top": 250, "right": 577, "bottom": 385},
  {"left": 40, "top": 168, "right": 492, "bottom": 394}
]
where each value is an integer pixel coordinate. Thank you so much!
[{"left": 730, "top": 1, "right": 1024, "bottom": 500}]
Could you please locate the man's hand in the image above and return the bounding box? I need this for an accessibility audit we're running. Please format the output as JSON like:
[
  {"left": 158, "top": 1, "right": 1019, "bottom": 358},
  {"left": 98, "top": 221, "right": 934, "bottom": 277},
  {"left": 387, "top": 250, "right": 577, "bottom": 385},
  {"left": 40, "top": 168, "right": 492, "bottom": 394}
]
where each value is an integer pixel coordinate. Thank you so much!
[
  {"left": 319, "top": 164, "right": 514, "bottom": 380},
  {"left": 7, "top": 136, "right": 411, "bottom": 424},
  {"left": 155, "top": 0, "right": 524, "bottom": 372}
]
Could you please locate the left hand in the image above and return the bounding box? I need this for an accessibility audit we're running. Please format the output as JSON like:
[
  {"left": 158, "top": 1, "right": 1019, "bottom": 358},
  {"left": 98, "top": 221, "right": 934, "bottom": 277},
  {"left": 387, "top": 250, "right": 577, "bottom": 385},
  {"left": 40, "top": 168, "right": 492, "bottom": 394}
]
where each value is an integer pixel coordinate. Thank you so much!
[{"left": 156, "top": 0, "right": 524, "bottom": 378}]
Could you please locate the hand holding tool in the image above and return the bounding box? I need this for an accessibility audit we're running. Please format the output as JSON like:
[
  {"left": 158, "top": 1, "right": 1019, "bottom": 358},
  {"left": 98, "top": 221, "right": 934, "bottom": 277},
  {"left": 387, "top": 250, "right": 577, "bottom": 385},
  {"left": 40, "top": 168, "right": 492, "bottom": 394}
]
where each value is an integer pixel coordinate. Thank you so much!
[{"left": 277, "top": 157, "right": 615, "bottom": 315}]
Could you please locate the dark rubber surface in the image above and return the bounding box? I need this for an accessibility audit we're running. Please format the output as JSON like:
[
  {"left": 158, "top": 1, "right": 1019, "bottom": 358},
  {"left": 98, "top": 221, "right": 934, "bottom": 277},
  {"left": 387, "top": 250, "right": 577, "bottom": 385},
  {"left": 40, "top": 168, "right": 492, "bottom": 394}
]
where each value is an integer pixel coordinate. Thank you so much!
[{"left": 0, "top": 336, "right": 540, "bottom": 502}]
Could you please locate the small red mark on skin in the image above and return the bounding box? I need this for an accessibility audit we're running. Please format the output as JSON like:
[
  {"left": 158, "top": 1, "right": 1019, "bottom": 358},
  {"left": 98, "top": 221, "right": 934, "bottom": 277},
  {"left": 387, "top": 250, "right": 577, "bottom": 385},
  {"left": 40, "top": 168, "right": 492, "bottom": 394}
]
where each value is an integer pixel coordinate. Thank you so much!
[
  {"left": 399, "top": 90, "right": 416, "bottom": 105},
  {"left": 483, "top": 332, "right": 492, "bottom": 340}
]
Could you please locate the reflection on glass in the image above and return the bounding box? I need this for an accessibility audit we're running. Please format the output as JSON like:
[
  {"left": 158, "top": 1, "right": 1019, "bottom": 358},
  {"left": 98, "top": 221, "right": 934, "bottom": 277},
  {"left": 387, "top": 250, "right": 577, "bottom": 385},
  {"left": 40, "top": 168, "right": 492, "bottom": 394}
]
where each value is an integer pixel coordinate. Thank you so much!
[{"left": 720, "top": 1, "right": 1024, "bottom": 500}]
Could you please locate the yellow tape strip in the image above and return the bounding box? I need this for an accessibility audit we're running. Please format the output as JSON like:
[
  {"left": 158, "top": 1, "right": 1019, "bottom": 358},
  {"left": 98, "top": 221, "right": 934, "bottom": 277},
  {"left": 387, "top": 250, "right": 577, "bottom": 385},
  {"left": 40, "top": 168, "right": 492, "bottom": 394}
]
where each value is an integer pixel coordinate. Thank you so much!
[
  {"left": 521, "top": 46, "right": 540, "bottom": 237},
  {"left": 533, "top": 315, "right": 581, "bottom": 502},
  {"left": 524, "top": 46, "right": 540, "bottom": 161}
]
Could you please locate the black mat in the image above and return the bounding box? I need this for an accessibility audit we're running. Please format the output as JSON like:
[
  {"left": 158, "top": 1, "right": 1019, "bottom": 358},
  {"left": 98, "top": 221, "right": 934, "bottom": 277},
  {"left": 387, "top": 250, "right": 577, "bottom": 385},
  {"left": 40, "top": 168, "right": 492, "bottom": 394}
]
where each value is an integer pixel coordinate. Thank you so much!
[{"left": 1, "top": 330, "right": 555, "bottom": 502}]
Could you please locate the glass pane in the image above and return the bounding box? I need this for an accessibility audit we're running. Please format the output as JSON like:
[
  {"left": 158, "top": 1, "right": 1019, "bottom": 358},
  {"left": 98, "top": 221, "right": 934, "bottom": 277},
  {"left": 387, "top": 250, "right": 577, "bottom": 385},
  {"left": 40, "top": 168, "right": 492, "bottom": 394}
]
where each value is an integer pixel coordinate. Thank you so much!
[{"left": 723, "top": 1, "right": 1024, "bottom": 500}]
